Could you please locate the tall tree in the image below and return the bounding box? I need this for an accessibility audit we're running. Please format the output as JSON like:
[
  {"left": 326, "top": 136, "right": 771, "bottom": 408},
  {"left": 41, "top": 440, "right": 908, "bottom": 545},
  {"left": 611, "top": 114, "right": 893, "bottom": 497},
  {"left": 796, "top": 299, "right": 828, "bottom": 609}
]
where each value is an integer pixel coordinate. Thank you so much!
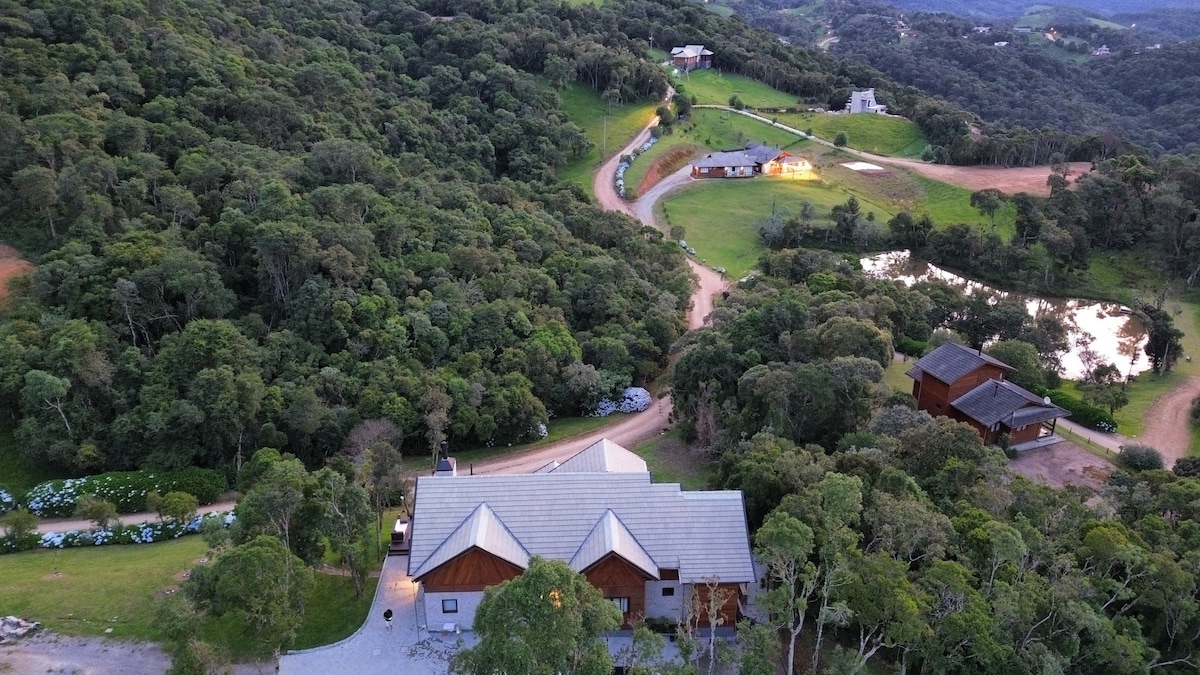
[{"left": 451, "top": 557, "right": 622, "bottom": 675}]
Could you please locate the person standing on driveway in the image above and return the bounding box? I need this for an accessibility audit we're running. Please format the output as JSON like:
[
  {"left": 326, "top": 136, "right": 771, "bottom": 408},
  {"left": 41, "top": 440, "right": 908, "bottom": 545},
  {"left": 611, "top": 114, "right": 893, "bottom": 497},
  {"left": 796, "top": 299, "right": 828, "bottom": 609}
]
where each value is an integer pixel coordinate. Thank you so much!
[{"left": 383, "top": 608, "right": 393, "bottom": 632}]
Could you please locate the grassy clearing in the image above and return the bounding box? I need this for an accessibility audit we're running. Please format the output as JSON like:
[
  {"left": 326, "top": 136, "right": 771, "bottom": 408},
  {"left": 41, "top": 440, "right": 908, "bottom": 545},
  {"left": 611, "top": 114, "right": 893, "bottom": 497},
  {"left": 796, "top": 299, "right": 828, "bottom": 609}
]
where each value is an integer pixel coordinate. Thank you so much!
[
  {"left": 623, "top": 108, "right": 810, "bottom": 191},
  {"left": 772, "top": 111, "right": 927, "bottom": 157},
  {"left": 556, "top": 83, "right": 660, "bottom": 194},
  {"left": 658, "top": 178, "right": 896, "bottom": 280},
  {"left": 883, "top": 357, "right": 915, "bottom": 394},
  {"left": 0, "top": 422, "right": 60, "bottom": 494},
  {"left": 0, "top": 538, "right": 209, "bottom": 641},
  {"left": 632, "top": 430, "right": 713, "bottom": 490},
  {"left": 674, "top": 69, "right": 799, "bottom": 109}
]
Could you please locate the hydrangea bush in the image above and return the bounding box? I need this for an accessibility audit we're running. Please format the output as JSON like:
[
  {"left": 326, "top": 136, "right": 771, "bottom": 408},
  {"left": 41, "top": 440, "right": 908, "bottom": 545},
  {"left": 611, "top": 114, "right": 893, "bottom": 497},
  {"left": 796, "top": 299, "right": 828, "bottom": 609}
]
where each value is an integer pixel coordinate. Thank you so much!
[
  {"left": 24, "top": 468, "right": 226, "bottom": 517},
  {"left": 588, "top": 387, "right": 653, "bottom": 417},
  {"left": 0, "top": 487, "right": 15, "bottom": 514},
  {"left": 2, "top": 511, "right": 235, "bottom": 554},
  {"left": 613, "top": 136, "right": 658, "bottom": 199}
]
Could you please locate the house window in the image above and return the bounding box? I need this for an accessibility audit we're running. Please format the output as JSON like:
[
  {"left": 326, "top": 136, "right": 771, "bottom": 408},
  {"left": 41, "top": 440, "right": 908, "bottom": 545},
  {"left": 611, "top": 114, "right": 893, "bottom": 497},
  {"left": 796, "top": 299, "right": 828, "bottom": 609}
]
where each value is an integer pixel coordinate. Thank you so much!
[
  {"left": 442, "top": 599, "right": 458, "bottom": 614},
  {"left": 662, "top": 587, "right": 675, "bottom": 597},
  {"left": 610, "top": 597, "right": 630, "bottom": 613}
]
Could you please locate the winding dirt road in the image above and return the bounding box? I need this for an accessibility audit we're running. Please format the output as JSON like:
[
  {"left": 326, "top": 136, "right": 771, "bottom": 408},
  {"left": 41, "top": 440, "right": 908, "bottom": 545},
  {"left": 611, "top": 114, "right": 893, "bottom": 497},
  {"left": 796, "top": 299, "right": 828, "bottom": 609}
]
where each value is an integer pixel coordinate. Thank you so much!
[{"left": 476, "top": 93, "right": 725, "bottom": 475}]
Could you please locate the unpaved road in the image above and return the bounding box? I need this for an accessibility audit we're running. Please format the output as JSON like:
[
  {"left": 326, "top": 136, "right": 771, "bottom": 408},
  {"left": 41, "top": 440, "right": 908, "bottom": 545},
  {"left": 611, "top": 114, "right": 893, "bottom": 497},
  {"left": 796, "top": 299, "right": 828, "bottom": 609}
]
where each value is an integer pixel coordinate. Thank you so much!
[
  {"left": 1133, "top": 375, "right": 1200, "bottom": 469},
  {"left": 704, "top": 106, "right": 1092, "bottom": 196},
  {"left": 35, "top": 500, "right": 238, "bottom": 534}
]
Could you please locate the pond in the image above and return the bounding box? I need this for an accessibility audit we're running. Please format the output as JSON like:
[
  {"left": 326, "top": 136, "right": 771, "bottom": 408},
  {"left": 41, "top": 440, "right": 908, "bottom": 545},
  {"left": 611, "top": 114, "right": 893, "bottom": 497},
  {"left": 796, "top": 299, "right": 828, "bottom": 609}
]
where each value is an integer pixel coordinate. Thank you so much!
[{"left": 860, "top": 250, "right": 1149, "bottom": 381}]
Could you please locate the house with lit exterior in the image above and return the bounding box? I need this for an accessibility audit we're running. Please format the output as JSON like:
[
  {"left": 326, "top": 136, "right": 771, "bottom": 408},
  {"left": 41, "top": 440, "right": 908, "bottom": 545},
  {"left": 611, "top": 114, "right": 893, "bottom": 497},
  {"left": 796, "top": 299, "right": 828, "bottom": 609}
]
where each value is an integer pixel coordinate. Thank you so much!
[
  {"left": 670, "top": 44, "right": 713, "bottom": 71},
  {"left": 691, "top": 144, "right": 813, "bottom": 179},
  {"left": 845, "top": 88, "right": 887, "bottom": 114},
  {"left": 406, "top": 439, "right": 755, "bottom": 632},
  {"left": 907, "top": 342, "right": 1069, "bottom": 446}
]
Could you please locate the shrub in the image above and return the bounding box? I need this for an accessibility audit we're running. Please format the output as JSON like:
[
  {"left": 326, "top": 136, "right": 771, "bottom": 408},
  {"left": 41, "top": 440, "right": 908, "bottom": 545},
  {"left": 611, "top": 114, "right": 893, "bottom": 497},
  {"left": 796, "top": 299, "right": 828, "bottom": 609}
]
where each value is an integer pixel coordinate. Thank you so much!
[
  {"left": 895, "top": 336, "right": 929, "bottom": 357},
  {"left": 1190, "top": 395, "right": 1200, "bottom": 425},
  {"left": 1172, "top": 456, "right": 1200, "bottom": 478},
  {"left": 0, "top": 487, "right": 15, "bottom": 514},
  {"left": 1118, "top": 444, "right": 1165, "bottom": 472},
  {"left": 1, "top": 511, "right": 236, "bottom": 554},
  {"left": 24, "top": 468, "right": 227, "bottom": 517},
  {"left": 1039, "top": 390, "right": 1117, "bottom": 432}
]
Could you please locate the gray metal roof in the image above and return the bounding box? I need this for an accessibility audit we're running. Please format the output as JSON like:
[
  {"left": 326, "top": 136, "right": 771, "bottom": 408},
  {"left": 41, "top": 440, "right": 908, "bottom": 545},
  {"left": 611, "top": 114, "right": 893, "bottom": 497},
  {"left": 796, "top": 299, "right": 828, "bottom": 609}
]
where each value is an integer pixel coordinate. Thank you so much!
[
  {"left": 692, "top": 150, "right": 757, "bottom": 169},
  {"left": 548, "top": 438, "right": 648, "bottom": 474},
  {"left": 951, "top": 379, "right": 1069, "bottom": 427},
  {"left": 411, "top": 503, "right": 531, "bottom": 578},
  {"left": 909, "top": 342, "right": 1014, "bottom": 385},
  {"left": 671, "top": 45, "right": 713, "bottom": 58},
  {"left": 570, "top": 510, "right": 659, "bottom": 579},
  {"left": 408, "top": 471, "right": 754, "bottom": 584}
]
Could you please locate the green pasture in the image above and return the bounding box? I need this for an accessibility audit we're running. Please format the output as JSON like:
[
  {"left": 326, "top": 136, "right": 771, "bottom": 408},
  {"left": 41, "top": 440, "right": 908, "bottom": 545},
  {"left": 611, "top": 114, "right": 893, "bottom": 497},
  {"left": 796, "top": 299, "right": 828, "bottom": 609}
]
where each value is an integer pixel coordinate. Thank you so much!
[
  {"left": 704, "top": 3, "right": 734, "bottom": 16},
  {"left": 657, "top": 178, "right": 896, "bottom": 280},
  {"left": 673, "top": 69, "right": 799, "bottom": 109},
  {"left": 0, "top": 538, "right": 210, "bottom": 642},
  {"left": 772, "top": 111, "right": 927, "bottom": 157},
  {"left": 623, "top": 108, "right": 810, "bottom": 193},
  {"left": 1, "top": 529, "right": 388, "bottom": 660},
  {"left": 1087, "top": 16, "right": 1127, "bottom": 30},
  {"left": 556, "top": 83, "right": 660, "bottom": 194}
]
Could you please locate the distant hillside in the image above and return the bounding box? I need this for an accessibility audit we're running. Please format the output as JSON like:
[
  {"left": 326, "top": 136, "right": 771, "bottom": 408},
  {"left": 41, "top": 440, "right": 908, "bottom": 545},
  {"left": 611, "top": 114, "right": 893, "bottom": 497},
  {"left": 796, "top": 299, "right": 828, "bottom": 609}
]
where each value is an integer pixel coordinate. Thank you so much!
[{"left": 887, "top": 0, "right": 1192, "bottom": 19}]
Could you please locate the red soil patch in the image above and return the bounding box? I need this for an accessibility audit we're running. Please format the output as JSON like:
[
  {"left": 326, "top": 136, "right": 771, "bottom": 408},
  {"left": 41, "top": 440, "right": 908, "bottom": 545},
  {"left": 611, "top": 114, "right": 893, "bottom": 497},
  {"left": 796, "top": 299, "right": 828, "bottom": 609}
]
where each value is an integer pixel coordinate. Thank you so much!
[
  {"left": 876, "top": 159, "right": 1093, "bottom": 197},
  {"left": 0, "top": 243, "right": 34, "bottom": 305},
  {"left": 636, "top": 147, "right": 700, "bottom": 197}
]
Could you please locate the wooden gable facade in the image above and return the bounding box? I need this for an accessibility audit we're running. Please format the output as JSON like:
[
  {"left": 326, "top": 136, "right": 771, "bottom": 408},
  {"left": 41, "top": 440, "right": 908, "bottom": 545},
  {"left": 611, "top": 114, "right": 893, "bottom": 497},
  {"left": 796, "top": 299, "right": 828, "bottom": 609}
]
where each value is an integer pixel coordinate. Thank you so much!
[
  {"left": 418, "top": 546, "right": 525, "bottom": 593},
  {"left": 582, "top": 553, "right": 654, "bottom": 628},
  {"left": 911, "top": 359, "right": 1008, "bottom": 417}
]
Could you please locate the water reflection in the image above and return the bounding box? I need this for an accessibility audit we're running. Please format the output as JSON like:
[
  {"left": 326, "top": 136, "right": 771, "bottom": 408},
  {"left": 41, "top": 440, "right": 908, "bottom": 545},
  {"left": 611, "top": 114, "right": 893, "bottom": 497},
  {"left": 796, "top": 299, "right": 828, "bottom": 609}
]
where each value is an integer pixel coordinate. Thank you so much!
[{"left": 861, "top": 251, "right": 1148, "bottom": 381}]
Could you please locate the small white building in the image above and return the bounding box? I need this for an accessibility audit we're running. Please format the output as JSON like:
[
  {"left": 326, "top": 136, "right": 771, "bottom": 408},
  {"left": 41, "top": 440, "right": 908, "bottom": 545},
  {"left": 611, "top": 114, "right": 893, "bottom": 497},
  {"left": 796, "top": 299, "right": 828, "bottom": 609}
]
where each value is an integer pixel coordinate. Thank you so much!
[{"left": 845, "top": 88, "right": 887, "bottom": 114}]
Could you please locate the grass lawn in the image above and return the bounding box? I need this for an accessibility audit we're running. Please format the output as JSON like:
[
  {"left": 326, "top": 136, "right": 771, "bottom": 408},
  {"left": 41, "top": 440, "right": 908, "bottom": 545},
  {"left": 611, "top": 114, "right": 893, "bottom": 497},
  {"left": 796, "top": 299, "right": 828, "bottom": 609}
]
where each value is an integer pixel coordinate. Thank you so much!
[
  {"left": 772, "top": 111, "right": 927, "bottom": 157},
  {"left": 556, "top": 83, "right": 660, "bottom": 194},
  {"left": 674, "top": 69, "right": 799, "bottom": 109},
  {"left": 0, "top": 421, "right": 60, "bottom": 494},
  {"left": 445, "top": 414, "right": 631, "bottom": 468},
  {"left": 0, "top": 538, "right": 209, "bottom": 641},
  {"left": 623, "top": 109, "right": 811, "bottom": 192},
  {"left": 632, "top": 430, "right": 713, "bottom": 490},
  {"left": 658, "top": 177, "right": 896, "bottom": 280},
  {"left": 883, "top": 357, "right": 915, "bottom": 395}
]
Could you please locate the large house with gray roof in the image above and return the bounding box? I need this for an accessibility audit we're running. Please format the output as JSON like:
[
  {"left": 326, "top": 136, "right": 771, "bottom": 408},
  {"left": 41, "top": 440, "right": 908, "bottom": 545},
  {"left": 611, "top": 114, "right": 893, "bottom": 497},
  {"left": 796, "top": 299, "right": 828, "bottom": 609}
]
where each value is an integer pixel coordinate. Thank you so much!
[
  {"left": 907, "top": 342, "right": 1068, "bottom": 446},
  {"left": 691, "top": 144, "right": 813, "bottom": 179},
  {"left": 407, "top": 439, "right": 755, "bottom": 632}
]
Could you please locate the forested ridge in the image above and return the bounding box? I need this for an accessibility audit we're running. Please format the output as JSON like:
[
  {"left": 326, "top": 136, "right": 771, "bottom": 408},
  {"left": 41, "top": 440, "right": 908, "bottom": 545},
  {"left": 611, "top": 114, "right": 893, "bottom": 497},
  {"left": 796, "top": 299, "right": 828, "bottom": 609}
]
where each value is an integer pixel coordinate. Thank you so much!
[
  {"left": 3, "top": 0, "right": 1200, "bottom": 671},
  {"left": 0, "top": 0, "right": 705, "bottom": 473}
]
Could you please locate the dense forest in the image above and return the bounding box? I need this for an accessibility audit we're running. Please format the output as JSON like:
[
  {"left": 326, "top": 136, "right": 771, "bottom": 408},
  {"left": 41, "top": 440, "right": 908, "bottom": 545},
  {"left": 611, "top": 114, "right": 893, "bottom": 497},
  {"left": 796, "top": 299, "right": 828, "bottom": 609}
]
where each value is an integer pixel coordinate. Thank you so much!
[
  {"left": 0, "top": 0, "right": 706, "bottom": 473},
  {"left": 669, "top": 250, "right": 1200, "bottom": 674},
  {"left": 2, "top": 0, "right": 1200, "bottom": 670}
]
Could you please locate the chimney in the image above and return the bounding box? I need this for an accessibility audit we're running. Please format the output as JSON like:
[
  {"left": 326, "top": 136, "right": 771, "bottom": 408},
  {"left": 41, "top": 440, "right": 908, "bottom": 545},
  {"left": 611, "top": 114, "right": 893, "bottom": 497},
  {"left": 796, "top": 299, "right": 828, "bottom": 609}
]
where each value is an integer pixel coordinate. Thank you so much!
[{"left": 434, "top": 440, "right": 457, "bottom": 476}]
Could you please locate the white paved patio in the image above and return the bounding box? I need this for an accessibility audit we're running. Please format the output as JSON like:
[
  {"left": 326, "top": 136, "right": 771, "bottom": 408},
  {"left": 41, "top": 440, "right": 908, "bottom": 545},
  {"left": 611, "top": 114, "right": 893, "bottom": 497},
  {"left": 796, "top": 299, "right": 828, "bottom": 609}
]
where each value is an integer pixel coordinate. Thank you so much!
[{"left": 279, "top": 555, "right": 474, "bottom": 675}]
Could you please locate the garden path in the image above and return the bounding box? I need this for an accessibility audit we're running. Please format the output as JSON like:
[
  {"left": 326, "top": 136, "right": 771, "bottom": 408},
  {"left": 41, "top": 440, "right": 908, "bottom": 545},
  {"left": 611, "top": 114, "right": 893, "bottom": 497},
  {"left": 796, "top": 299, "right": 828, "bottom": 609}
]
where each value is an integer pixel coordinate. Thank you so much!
[{"left": 34, "top": 500, "right": 237, "bottom": 534}]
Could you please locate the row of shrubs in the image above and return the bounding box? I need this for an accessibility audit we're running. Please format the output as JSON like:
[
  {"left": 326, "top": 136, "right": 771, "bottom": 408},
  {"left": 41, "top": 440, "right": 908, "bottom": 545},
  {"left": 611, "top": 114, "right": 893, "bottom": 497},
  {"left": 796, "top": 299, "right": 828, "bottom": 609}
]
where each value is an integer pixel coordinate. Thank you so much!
[
  {"left": 20, "top": 468, "right": 226, "bottom": 518},
  {"left": 1033, "top": 388, "right": 1119, "bottom": 432},
  {"left": 1, "top": 511, "right": 235, "bottom": 554}
]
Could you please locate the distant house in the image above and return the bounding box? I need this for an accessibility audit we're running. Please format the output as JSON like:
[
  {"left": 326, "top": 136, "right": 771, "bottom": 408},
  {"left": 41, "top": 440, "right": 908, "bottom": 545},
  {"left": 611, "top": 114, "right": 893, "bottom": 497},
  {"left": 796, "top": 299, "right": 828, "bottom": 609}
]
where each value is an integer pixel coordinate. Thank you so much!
[
  {"left": 407, "top": 439, "right": 756, "bottom": 632},
  {"left": 671, "top": 45, "right": 714, "bottom": 72},
  {"left": 907, "top": 342, "right": 1069, "bottom": 446},
  {"left": 845, "top": 88, "right": 887, "bottom": 114},
  {"left": 1014, "top": 26, "right": 1033, "bottom": 34},
  {"left": 691, "top": 144, "right": 812, "bottom": 179},
  {"left": 994, "top": 41, "right": 1010, "bottom": 47},
  {"left": 1093, "top": 45, "right": 1112, "bottom": 56},
  {"left": 973, "top": 26, "right": 992, "bottom": 34}
]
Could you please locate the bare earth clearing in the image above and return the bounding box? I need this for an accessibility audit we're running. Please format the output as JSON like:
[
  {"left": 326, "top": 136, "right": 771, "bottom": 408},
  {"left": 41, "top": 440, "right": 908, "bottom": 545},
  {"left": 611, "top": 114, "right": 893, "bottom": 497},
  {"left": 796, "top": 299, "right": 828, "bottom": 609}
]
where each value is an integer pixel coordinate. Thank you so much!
[
  {"left": 0, "top": 244, "right": 33, "bottom": 305},
  {"left": 1008, "top": 441, "right": 1112, "bottom": 492}
]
